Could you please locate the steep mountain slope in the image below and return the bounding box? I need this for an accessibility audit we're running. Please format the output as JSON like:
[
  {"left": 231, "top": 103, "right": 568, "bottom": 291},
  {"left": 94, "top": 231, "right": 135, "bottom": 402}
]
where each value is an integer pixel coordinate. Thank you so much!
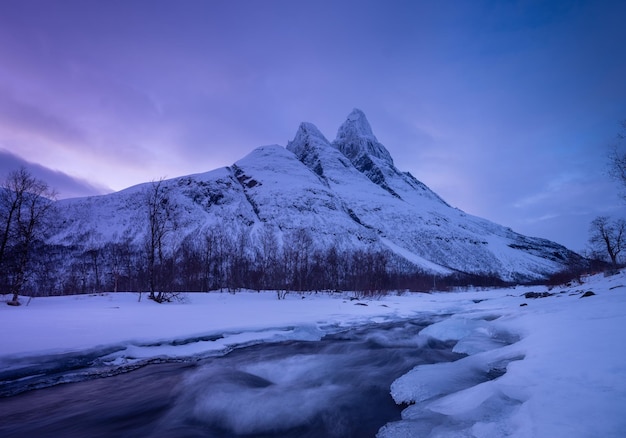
[
  {"left": 286, "top": 109, "right": 579, "bottom": 281},
  {"left": 47, "top": 109, "right": 581, "bottom": 282}
]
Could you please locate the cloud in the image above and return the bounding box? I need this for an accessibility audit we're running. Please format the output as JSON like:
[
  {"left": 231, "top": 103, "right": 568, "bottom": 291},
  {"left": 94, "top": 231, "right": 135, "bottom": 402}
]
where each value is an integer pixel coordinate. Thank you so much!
[
  {"left": 0, "top": 149, "right": 110, "bottom": 199},
  {"left": 0, "top": 87, "right": 86, "bottom": 144},
  {"left": 0, "top": 0, "right": 623, "bottom": 252}
]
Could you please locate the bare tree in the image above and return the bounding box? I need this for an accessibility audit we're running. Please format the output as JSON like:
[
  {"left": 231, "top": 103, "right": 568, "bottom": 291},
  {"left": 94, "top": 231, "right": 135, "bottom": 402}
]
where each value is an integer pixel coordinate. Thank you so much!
[
  {"left": 84, "top": 230, "right": 104, "bottom": 293},
  {"left": 256, "top": 226, "right": 280, "bottom": 290},
  {"left": 589, "top": 216, "right": 625, "bottom": 268},
  {"left": 229, "top": 228, "right": 252, "bottom": 292},
  {"left": 103, "top": 231, "right": 134, "bottom": 292},
  {"left": 176, "top": 238, "right": 202, "bottom": 291},
  {"left": 0, "top": 167, "right": 56, "bottom": 304},
  {"left": 322, "top": 245, "right": 342, "bottom": 291},
  {"left": 201, "top": 227, "right": 218, "bottom": 291},
  {"left": 144, "top": 178, "right": 178, "bottom": 303},
  {"left": 292, "top": 228, "right": 313, "bottom": 291}
]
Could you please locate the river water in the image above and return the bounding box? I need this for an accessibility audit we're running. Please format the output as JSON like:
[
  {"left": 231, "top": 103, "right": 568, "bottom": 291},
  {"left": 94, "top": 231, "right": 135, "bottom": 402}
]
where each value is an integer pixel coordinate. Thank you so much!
[{"left": 0, "top": 318, "right": 466, "bottom": 437}]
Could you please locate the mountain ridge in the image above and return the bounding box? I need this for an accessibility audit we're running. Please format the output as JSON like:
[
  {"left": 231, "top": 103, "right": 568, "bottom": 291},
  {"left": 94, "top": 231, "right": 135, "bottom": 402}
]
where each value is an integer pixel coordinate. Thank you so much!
[{"left": 47, "top": 109, "right": 582, "bottom": 283}]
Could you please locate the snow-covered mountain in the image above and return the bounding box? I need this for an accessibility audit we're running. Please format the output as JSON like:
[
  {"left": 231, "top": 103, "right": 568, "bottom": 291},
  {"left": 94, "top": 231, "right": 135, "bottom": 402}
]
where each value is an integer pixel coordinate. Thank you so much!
[{"left": 49, "top": 109, "right": 581, "bottom": 282}]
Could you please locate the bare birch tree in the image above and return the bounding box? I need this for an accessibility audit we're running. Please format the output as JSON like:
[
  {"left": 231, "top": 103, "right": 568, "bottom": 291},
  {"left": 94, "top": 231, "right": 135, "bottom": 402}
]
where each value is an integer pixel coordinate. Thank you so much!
[
  {"left": 589, "top": 216, "right": 625, "bottom": 268},
  {"left": 0, "top": 167, "right": 56, "bottom": 304},
  {"left": 144, "top": 178, "right": 177, "bottom": 303}
]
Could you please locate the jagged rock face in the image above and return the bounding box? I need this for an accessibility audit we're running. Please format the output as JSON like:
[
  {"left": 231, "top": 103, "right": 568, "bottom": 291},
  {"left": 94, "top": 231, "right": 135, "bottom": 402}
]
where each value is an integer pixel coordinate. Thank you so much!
[
  {"left": 334, "top": 108, "right": 394, "bottom": 165},
  {"left": 331, "top": 109, "right": 430, "bottom": 201},
  {"left": 46, "top": 110, "right": 583, "bottom": 282},
  {"left": 286, "top": 123, "right": 336, "bottom": 178}
]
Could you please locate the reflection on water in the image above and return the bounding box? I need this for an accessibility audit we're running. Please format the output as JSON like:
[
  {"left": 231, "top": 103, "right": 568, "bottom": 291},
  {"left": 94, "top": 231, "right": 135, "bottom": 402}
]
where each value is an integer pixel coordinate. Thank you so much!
[{"left": 0, "top": 319, "right": 463, "bottom": 438}]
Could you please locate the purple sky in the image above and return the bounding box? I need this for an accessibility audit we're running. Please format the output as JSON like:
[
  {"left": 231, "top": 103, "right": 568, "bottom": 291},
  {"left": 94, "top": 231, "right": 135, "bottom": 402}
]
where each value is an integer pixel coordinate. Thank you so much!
[{"left": 1, "top": 0, "right": 625, "bottom": 252}]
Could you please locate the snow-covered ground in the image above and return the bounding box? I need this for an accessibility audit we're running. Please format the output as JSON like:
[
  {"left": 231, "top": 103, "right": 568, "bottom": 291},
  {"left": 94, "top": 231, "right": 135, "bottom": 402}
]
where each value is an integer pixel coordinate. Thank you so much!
[{"left": 1, "top": 271, "right": 625, "bottom": 437}]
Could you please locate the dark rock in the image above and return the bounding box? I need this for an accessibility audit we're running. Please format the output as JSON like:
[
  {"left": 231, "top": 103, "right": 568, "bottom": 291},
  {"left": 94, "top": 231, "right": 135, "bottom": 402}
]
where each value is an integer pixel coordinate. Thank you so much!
[
  {"left": 580, "top": 291, "right": 596, "bottom": 298},
  {"left": 520, "top": 303, "right": 528, "bottom": 307},
  {"left": 524, "top": 292, "right": 553, "bottom": 299}
]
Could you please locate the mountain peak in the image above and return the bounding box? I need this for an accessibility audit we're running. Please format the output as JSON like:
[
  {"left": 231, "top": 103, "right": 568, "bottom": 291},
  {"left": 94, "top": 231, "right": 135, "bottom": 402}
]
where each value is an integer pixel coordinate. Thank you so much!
[
  {"left": 289, "top": 121, "right": 328, "bottom": 146},
  {"left": 286, "top": 122, "right": 334, "bottom": 176},
  {"left": 334, "top": 109, "right": 394, "bottom": 165},
  {"left": 287, "top": 122, "right": 331, "bottom": 157},
  {"left": 344, "top": 108, "right": 375, "bottom": 138}
]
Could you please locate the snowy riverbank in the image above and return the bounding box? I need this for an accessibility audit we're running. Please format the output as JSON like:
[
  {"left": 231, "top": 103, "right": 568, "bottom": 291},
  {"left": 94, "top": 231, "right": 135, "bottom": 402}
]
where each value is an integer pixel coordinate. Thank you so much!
[{"left": 1, "top": 271, "right": 625, "bottom": 437}]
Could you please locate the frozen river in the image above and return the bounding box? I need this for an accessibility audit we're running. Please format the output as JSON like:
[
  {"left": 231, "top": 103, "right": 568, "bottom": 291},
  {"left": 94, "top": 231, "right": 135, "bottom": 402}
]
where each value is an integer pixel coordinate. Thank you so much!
[
  {"left": 3, "top": 273, "right": 625, "bottom": 437},
  {"left": 0, "top": 318, "right": 472, "bottom": 437}
]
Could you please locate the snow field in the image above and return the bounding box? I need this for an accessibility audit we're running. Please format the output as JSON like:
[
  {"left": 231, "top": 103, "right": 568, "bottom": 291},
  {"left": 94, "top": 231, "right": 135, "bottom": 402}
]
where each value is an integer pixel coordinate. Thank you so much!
[
  {"left": 382, "top": 272, "right": 626, "bottom": 437},
  {"left": 1, "top": 271, "right": 625, "bottom": 436}
]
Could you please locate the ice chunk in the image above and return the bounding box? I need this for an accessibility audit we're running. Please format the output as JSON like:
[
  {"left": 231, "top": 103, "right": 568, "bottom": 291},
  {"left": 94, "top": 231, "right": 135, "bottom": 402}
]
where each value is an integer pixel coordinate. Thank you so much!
[
  {"left": 419, "top": 317, "right": 491, "bottom": 342},
  {"left": 391, "top": 344, "right": 524, "bottom": 405},
  {"left": 391, "top": 357, "right": 486, "bottom": 404},
  {"left": 418, "top": 315, "right": 518, "bottom": 356},
  {"left": 427, "top": 380, "right": 498, "bottom": 415},
  {"left": 101, "top": 325, "right": 325, "bottom": 363}
]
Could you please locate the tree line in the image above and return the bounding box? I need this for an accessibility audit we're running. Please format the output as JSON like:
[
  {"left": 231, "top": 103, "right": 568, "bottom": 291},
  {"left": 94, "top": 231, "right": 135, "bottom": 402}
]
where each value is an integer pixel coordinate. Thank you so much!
[{"left": 15, "top": 230, "right": 507, "bottom": 302}]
